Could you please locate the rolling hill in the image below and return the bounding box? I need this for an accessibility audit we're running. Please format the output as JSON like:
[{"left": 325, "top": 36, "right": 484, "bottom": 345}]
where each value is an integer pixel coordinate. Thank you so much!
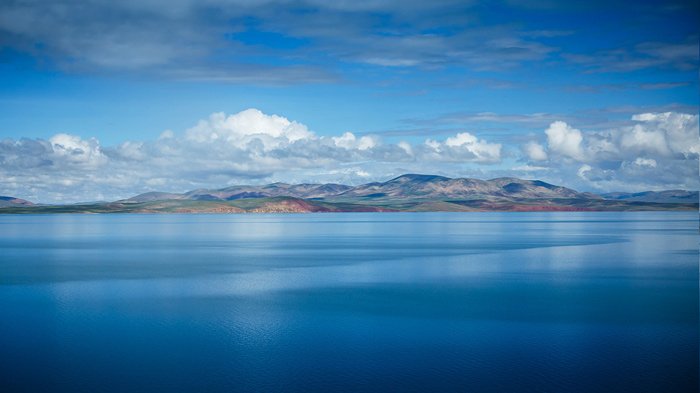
[
  {"left": 0, "top": 174, "right": 697, "bottom": 213},
  {"left": 0, "top": 196, "right": 34, "bottom": 207}
]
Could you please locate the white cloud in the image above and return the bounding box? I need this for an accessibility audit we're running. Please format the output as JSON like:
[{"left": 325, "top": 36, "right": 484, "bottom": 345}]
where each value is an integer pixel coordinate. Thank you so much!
[
  {"left": 2, "top": 109, "right": 696, "bottom": 203},
  {"left": 185, "top": 108, "right": 314, "bottom": 150},
  {"left": 424, "top": 139, "right": 442, "bottom": 151},
  {"left": 444, "top": 132, "right": 477, "bottom": 147},
  {"left": 539, "top": 112, "right": 700, "bottom": 162},
  {"left": 630, "top": 112, "right": 699, "bottom": 156},
  {"left": 430, "top": 132, "right": 501, "bottom": 163},
  {"left": 398, "top": 141, "right": 413, "bottom": 156},
  {"left": 545, "top": 121, "right": 585, "bottom": 161},
  {"left": 332, "top": 132, "right": 354, "bottom": 149},
  {"left": 49, "top": 133, "right": 106, "bottom": 168},
  {"left": 523, "top": 141, "right": 548, "bottom": 161},
  {"left": 618, "top": 124, "right": 671, "bottom": 156},
  {"left": 577, "top": 164, "right": 592, "bottom": 179},
  {"left": 523, "top": 112, "right": 699, "bottom": 192},
  {"left": 512, "top": 165, "right": 548, "bottom": 171},
  {"left": 116, "top": 141, "right": 148, "bottom": 161},
  {"left": 332, "top": 132, "right": 377, "bottom": 150},
  {"left": 0, "top": 108, "right": 505, "bottom": 203}
]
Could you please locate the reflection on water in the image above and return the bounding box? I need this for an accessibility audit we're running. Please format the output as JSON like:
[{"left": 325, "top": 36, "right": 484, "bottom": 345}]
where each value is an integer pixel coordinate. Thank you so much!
[{"left": 0, "top": 212, "right": 697, "bottom": 392}]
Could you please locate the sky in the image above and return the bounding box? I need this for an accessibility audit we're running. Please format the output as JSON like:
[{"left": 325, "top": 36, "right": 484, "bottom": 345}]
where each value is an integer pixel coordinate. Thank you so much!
[{"left": 0, "top": 0, "right": 698, "bottom": 203}]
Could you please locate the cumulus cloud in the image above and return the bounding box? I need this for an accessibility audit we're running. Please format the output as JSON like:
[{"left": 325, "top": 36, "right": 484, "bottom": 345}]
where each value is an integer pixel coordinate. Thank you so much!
[
  {"left": 535, "top": 112, "right": 699, "bottom": 163},
  {"left": 397, "top": 141, "right": 413, "bottom": 156},
  {"left": 629, "top": 112, "right": 699, "bottom": 155},
  {"left": 0, "top": 108, "right": 504, "bottom": 203},
  {"left": 185, "top": 109, "right": 313, "bottom": 150},
  {"left": 545, "top": 121, "right": 586, "bottom": 161},
  {"left": 48, "top": 134, "right": 106, "bottom": 167},
  {"left": 521, "top": 112, "right": 699, "bottom": 191},
  {"left": 332, "top": 132, "right": 377, "bottom": 150},
  {"left": 2, "top": 109, "right": 696, "bottom": 202},
  {"left": 523, "top": 141, "right": 548, "bottom": 161},
  {"left": 425, "top": 132, "right": 501, "bottom": 163},
  {"left": 619, "top": 124, "right": 670, "bottom": 156}
]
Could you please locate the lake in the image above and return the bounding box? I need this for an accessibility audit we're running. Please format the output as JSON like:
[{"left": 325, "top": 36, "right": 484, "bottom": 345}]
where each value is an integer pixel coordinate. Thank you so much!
[{"left": 0, "top": 212, "right": 697, "bottom": 392}]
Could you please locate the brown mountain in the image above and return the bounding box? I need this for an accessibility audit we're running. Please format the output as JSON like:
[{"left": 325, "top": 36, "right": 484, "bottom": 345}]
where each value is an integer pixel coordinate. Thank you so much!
[
  {"left": 334, "top": 174, "right": 598, "bottom": 200},
  {"left": 2, "top": 174, "right": 696, "bottom": 213},
  {"left": 122, "top": 174, "right": 598, "bottom": 203},
  {"left": 123, "top": 183, "right": 352, "bottom": 203}
]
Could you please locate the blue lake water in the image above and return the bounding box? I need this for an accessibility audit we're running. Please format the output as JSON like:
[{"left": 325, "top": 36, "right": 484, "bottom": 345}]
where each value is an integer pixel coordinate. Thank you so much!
[{"left": 0, "top": 212, "right": 697, "bottom": 392}]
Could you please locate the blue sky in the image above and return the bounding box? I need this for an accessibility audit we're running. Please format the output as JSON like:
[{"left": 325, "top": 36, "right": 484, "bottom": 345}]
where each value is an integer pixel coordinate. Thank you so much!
[{"left": 0, "top": 0, "right": 698, "bottom": 202}]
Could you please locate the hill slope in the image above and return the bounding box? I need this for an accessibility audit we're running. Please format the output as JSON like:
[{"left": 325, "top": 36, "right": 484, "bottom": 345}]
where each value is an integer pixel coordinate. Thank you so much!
[
  {"left": 335, "top": 174, "right": 597, "bottom": 200},
  {"left": 122, "top": 174, "right": 600, "bottom": 203},
  {"left": 1, "top": 175, "right": 697, "bottom": 213},
  {"left": 0, "top": 196, "right": 34, "bottom": 207}
]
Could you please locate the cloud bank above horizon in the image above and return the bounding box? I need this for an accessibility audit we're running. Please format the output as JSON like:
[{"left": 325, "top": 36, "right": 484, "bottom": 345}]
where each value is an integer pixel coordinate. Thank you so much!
[{"left": 1, "top": 108, "right": 697, "bottom": 203}]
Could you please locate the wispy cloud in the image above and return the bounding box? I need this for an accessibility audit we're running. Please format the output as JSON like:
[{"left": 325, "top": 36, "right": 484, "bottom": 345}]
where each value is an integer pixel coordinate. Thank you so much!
[
  {"left": 0, "top": 0, "right": 696, "bottom": 87},
  {"left": 563, "top": 37, "right": 699, "bottom": 73},
  {"left": 564, "top": 81, "right": 693, "bottom": 93},
  {"left": 0, "top": 0, "right": 552, "bottom": 76},
  {"left": 400, "top": 105, "right": 700, "bottom": 137}
]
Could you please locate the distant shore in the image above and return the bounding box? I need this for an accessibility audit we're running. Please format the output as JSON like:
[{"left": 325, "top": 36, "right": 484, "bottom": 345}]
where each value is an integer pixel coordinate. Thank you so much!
[{"left": 0, "top": 196, "right": 696, "bottom": 214}]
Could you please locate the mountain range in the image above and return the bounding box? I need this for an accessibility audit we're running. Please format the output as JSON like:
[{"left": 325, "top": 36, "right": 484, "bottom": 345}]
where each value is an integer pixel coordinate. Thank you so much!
[
  {"left": 120, "top": 174, "right": 598, "bottom": 202},
  {"left": 1, "top": 174, "right": 697, "bottom": 213}
]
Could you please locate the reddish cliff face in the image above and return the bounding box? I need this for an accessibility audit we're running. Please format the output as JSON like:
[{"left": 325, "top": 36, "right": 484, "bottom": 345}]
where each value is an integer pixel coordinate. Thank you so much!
[{"left": 251, "top": 198, "right": 329, "bottom": 213}]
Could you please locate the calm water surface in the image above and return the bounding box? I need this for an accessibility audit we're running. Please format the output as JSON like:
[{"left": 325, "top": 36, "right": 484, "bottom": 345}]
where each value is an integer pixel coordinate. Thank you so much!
[{"left": 0, "top": 212, "right": 697, "bottom": 392}]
